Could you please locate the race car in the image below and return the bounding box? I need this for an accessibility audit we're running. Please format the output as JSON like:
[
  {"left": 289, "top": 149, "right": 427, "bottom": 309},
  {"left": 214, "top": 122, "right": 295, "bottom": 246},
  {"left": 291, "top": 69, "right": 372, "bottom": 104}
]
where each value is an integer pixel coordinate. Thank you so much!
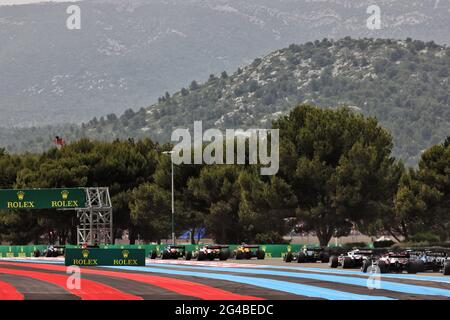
[
  {"left": 233, "top": 245, "right": 265, "bottom": 260},
  {"left": 362, "top": 251, "right": 423, "bottom": 274},
  {"left": 40, "top": 245, "right": 65, "bottom": 257},
  {"left": 149, "top": 245, "right": 192, "bottom": 260},
  {"left": 81, "top": 243, "right": 99, "bottom": 249},
  {"left": 329, "top": 249, "right": 375, "bottom": 269},
  {"left": 193, "top": 245, "right": 230, "bottom": 261},
  {"left": 405, "top": 249, "right": 450, "bottom": 275},
  {"left": 408, "top": 249, "right": 448, "bottom": 272},
  {"left": 284, "top": 247, "right": 330, "bottom": 263},
  {"left": 444, "top": 259, "right": 450, "bottom": 275}
]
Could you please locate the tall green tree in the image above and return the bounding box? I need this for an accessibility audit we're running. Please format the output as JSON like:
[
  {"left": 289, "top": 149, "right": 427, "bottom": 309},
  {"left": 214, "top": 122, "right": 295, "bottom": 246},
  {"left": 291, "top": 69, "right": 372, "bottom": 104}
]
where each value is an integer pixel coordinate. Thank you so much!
[
  {"left": 274, "top": 105, "right": 401, "bottom": 246},
  {"left": 393, "top": 137, "right": 450, "bottom": 242},
  {"left": 188, "top": 165, "right": 297, "bottom": 244},
  {"left": 188, "top": 166, "right": 242, "bottom": 243},
  {"left": 129, "top": 183, "right": 171, "bottom": 243},
  {"left": 416, "top": 137, "right": 450, "bottom": 241},
  {"left": 153, "top": 150, "right": 205, "bottom": 244},
  {"left": 384, "top": 138, "right": 450, "bottom": 241},
  {"left": 389, "top": 169, "right": 433, "bottom": 241},
  {"left": 238, "top": 171, "right": 297, "bottom": 243}
]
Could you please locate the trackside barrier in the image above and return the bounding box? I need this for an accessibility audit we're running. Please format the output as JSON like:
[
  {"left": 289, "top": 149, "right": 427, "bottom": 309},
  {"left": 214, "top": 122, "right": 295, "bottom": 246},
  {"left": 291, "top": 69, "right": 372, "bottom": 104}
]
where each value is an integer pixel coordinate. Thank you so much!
[
  {"left": 65, "top": 248, "right": 146, "bottom": 266},
  {"left": 0, "top": 243, "right": 369, "bottom": 258},
  {"left": 114, "top": 244, "right": 294, "bottom": 258},
  {"left": 0, "top": 245, "right": 48, "bottom": 258},
  {"left": 0, "top": 244, "right": 305, "bottom": 258}
]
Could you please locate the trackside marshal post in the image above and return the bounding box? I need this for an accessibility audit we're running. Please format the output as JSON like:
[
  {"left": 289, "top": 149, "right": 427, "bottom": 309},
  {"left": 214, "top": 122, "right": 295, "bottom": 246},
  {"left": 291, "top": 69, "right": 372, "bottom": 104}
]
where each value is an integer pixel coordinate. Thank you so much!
[{"left": 65, "top": 248, "right": 146, "bottom": 266}]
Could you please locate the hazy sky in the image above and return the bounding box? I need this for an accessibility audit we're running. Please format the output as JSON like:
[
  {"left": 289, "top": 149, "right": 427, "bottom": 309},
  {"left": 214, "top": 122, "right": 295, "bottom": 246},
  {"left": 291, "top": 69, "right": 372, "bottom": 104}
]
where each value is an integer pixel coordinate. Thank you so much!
[{"left": 0, "top": 0, "right": 80, "bottom": 5}]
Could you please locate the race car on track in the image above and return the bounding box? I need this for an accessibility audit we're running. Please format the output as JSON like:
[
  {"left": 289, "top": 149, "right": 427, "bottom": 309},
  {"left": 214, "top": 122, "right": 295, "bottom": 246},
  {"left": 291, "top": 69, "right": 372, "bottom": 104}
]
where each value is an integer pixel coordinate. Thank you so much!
[
  {"left": 329, "top": 249, "right": 375, "bottom": 269},
  {"left": 445, "top": 259, "right": 450, "bottom": 275},
  {"left": 362, "top": 251, "right": 423, "bottom": 274},
  {"left": 399, "top": 249, "right": 450, "bottom": 275},
  {"left": 193, "top": 245, "right": 230, "bottom": 261},
  {"left": 284, "top": 247, "right": 330, "bottom": 263},
  {"left": 149, "top": 245, "right": 193, "bottom": 260},
  {"left": 233, "top": 245, "right": 265, "bottom": 260},
  {"left": 408, "top": 249, "right": 448, "bottom": 273},
  {"left": 39, "top": 245, "right": 65, "bottom": 257}
]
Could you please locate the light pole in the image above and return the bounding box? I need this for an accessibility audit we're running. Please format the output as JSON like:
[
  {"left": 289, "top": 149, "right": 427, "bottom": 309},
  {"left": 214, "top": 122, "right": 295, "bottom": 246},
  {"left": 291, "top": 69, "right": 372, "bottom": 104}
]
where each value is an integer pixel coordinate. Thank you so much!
[{"left": 162, "top": 151, "right": 175, "bottom": 245}]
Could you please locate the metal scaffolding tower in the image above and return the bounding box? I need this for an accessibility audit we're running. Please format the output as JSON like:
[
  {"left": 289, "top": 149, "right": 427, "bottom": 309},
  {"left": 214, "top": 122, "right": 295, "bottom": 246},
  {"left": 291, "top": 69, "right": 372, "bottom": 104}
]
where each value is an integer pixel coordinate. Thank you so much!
[{"left": 76, "top": 187, "right": 113, "bottom": 245}]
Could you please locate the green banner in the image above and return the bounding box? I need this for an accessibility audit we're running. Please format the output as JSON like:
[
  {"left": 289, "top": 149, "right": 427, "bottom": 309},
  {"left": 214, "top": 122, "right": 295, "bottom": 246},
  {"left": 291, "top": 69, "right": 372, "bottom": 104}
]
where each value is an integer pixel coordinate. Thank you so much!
[
  {"left": 65, "top": 248, "right": 146, "bottom": 266},
  {"left": 0, "top": 188, "right": 86, "bottom": 210}
]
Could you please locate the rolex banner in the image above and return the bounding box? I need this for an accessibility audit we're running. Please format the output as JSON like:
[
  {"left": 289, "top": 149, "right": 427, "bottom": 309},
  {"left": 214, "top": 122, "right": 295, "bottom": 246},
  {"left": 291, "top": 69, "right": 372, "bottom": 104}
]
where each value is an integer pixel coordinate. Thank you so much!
[
  {"left": 0, "top": 188, "right": 86, "bottom": 210},
  {"left": 65, "top": 248, "right": 146, "bottom": 266}
]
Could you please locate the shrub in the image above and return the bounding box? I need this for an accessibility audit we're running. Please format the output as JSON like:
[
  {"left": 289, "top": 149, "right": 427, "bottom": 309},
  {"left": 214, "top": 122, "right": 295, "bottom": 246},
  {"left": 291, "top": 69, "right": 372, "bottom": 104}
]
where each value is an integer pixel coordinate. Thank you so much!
[
  {"left": 373, "top": 239, "right": 395, "bottom": 248},
  {"left": 410, "top": 232, "right": 441, "bottom": 243},
  {"left": 254, "top": 232, "right": 287, "bottom": 244},
  {"left": 341, "top": 242, "right": 369, "bottom": 249}
]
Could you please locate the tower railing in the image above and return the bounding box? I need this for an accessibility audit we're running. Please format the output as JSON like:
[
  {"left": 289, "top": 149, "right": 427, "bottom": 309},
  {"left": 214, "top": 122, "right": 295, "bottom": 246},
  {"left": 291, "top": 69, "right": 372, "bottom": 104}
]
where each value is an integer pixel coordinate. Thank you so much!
[{"left": 76, "top": 187, "right": 113, "bottom": 245}]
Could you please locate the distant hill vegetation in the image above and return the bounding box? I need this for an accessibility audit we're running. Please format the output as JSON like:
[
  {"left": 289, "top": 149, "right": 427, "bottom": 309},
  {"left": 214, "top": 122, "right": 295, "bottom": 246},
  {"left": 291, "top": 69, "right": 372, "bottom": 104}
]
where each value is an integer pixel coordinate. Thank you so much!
[
  {"left": 2, "top": 0, "right": 450, "bottom": 127},
  {"left": 1, "top": 37, "right": 450, "bottom": 166}
]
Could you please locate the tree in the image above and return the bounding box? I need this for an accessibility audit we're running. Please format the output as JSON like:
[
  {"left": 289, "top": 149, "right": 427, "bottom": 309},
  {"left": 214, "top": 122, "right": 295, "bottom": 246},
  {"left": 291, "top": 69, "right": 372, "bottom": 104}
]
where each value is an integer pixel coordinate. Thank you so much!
[
  {"left": 188, "top": 166, "right": 242, "bottom": 243},
  {"left": 412, "top": 138, "right": 450, "bottom": 241},
  {"left": 238, "top": 171, "right": 297, "bottom": 243},
  {"left": 274, "top": 105, "right": 401, "bottom": 246},
  {"left": 153, "top": 151, "right": 205, "bottom": 244},
  {"left": 189, "top": 165, "right": 297, "bottom": 244},
  {"left": 389, "top": 169, "right": 432, "bottom": 241},
  {"left": 129, "top": 183, "right": 171, "bottom": 243},
  {"left": 190, "top": 80, "right": 199, "bottom": 90},
  {"left": 248, "top": 80, "right": 259, "bottom": 93},
  {"left": 390, "top": 138, "right": 450, "bottom": 243},
  {"left": 112, "top": 191, "right": 135, "bottom": 244}
]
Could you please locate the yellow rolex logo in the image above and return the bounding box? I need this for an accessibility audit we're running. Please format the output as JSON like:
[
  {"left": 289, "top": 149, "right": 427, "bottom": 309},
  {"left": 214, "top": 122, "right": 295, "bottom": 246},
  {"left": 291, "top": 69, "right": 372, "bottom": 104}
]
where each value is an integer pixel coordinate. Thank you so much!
[
  {"left": 122, "top": 250, "right": 129, "bottom": 259},
  {"left": 17, "top": 191, "right": 25, "bottom": 201},
  {"left": 82, "top": 249, "right": 89, "bottom": 258},
  {"left": 61, "top": 190, "right": 69, "bottom": 200}
]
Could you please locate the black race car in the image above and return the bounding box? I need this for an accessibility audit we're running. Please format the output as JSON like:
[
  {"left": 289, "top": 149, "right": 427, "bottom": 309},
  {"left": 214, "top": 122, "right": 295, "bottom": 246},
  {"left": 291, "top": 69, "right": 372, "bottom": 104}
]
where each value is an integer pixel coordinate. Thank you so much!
[
  {"left": 284, "top": 247, "right": 330, "bottom": 263},
  {"left": 193, "top": 245, "right": 230, "bottom": 261},
  {"left": 444, "top": 259, "right": 450, "bottom": 275},
  {"left": 233, "top": 245, "right": 265, "bottom": 260},
  {"left": 150, "top": 245, "right": 192, "bottom": 260},
  {"left": 40, "top": 245, "right": 65, "bottom": 257}
]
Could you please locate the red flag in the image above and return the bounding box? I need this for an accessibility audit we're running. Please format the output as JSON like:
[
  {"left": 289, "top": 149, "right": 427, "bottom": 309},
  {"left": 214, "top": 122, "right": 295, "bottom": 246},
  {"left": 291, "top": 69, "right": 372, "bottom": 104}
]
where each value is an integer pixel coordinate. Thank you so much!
[{"left": 53, "top": 136, "right": 66, "bottom": 146}]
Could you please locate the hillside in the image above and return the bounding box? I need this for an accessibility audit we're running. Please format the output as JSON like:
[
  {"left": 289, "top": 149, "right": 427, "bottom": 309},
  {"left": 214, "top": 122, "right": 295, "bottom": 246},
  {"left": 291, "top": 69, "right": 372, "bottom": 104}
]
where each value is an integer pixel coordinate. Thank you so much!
[
  {"left": 2, "top": 38, "right": 450, "bottom": 166},
  {"left": 1, "top": 0, "right": 450, "bottom": 126}
]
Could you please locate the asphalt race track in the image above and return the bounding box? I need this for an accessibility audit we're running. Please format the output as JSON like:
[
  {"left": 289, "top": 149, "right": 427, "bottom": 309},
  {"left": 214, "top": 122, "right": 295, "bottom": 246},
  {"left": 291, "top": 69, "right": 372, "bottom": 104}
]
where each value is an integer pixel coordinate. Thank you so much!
[{"left": 0, "top": 258, "right": 449, "bottom": 300}]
